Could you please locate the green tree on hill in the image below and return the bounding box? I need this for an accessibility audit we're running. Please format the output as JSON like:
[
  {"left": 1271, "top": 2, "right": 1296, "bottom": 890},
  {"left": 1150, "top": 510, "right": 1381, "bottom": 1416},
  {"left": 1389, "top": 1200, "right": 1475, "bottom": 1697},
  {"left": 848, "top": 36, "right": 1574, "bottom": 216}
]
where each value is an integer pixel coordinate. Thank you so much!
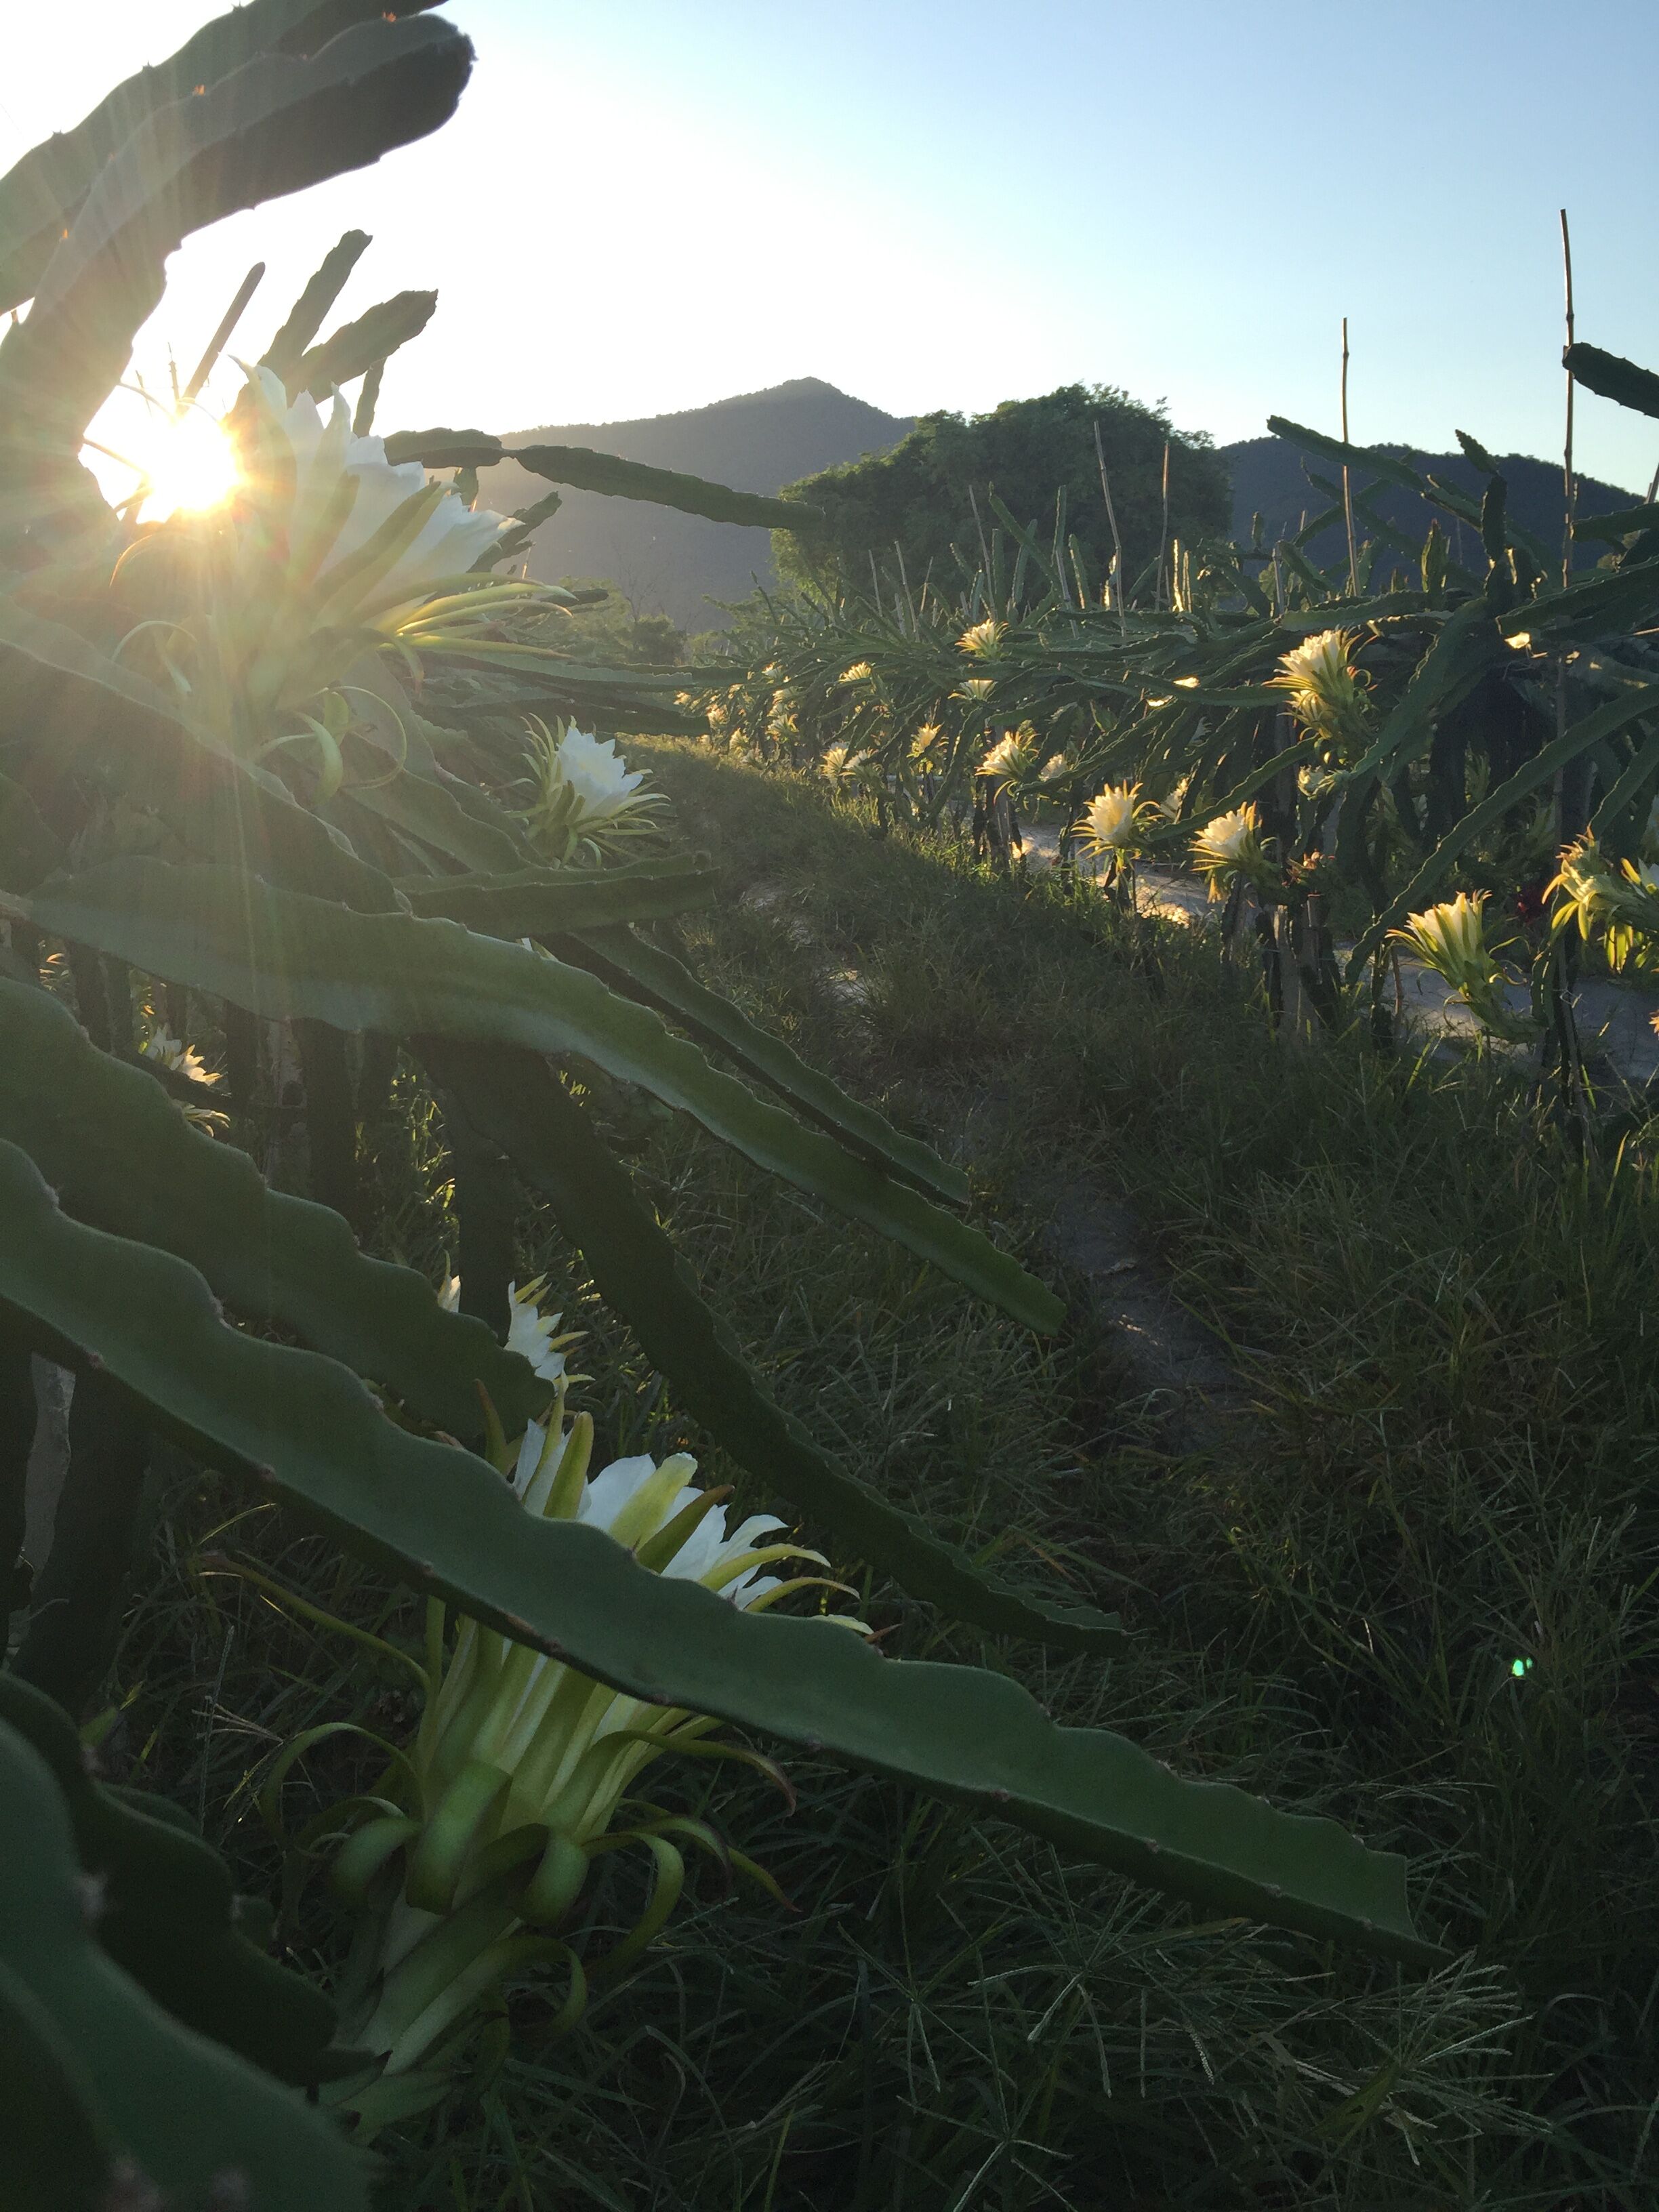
[{"left": 773, "top": 382, "right": 1230, "bottom": 598}]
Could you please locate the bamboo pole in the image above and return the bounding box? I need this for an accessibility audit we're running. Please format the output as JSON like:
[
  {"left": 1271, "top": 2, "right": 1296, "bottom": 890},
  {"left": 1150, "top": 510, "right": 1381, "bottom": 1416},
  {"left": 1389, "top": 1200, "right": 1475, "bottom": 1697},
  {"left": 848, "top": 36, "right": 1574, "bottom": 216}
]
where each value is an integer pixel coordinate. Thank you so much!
[
  {"left": 1155, "top": 437, "right": 1171, "bottom": 609},
  {"left": 1555, "top": 211, "right": 1576, "bottom": 847},
  {"left": 1092, "top": 419, "right": 1128, "bottom": 637},
  {"left": 1341, "top": 317, "right": 1359, "bottom": 597},
  {"left": 1560, "top": 209, "right": 1577, "bottom": 589},
  {"left": 182, "top": 261, "right": 265, "bottom": 404}
]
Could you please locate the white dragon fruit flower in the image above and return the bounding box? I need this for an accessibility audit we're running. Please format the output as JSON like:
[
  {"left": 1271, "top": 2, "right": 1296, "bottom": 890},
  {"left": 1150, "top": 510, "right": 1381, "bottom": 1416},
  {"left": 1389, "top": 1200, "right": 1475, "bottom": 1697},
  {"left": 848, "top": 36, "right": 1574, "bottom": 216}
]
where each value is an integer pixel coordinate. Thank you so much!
[
  {"left": 1078, "top": 783, "right": 1143, "bottom": 854},
  {"left": 237, "top": 365, "right": 513, "bottom": 625},
  {"left": 1191, "top": 804, "right": 1273, "bottom": 897},
  {"left": 323, "top": 1404, "right": 865, "bottom": 2099},
  {"left": 1392, "top": 893, "right": 1537, "bottom": 1044},
  {"left": 142, "top": 1026, "right": 219, "bottom": 1086},
  {"left": 957, "top": 618, "right": 1004, "bottom": 657},
  {"left": 439, "top": 1273, "right": 578, "bottom": 1385},
  {"left": 979, "top": 732, "right": 1031, "bottom": 785},
  {"left": 1270, "top": 626, "right": 1369, "bottom": 752},
  {"left": 519, "top": 720, "right": 665, "bottom": 860},
  {"left": 548, "top": 728, "right": 648, "bottom": 824}
]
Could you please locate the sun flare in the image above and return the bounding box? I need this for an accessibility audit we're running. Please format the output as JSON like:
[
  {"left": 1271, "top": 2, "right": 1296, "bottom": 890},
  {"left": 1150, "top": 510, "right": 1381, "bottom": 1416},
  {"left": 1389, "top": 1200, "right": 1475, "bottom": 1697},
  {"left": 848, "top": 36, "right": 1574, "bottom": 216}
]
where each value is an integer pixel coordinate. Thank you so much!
[
  {"left": 82, "top": 401, "right": 241, "bottom": 523},
  {"left": 137, "top": 407, "right": 240, "bottom": 520}
]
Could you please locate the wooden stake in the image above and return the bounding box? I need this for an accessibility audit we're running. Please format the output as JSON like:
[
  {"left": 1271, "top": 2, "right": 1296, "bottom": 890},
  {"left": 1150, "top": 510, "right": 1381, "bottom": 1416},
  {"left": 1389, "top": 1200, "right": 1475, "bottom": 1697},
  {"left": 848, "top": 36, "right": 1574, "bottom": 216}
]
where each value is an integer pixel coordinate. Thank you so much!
[
  {"left": 1340, "top": 316, "right": 1359, "bottom": 597},
  {"left": 893, "top": 540, "right": 918, "bottom": 632},
  {"left": 967, "top": 483, "right": 992, "bottom": 579},
  {"left": 1155, "top": 437, "right": 1171, "bottom": 609},
  {"left": 1092, "top": 418, "right": 1128, "bottom": 636},
  {"left": 182, "top": 262, "right": 265, "bottom": 405},
  {"left": 1556, "top": 210, "right": 1576, "bottom": 849},
  {"left": 1561, "top": 209, "right": 1576, "bottom": 588}
]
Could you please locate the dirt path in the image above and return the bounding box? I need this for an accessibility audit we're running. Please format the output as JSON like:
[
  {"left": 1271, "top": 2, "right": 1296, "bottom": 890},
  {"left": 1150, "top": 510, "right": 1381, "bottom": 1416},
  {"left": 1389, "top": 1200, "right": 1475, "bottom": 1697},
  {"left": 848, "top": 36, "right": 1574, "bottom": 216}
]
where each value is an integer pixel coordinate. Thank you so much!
[
  {"left": 1020, "top": 824, "right": 1659, "bottom": 1084},
  {"left": 743, "top": 872, "right": 1257, "bottom": 1456},
  {"left": 1034, "top": 1182, "right": 1256, "bottom": 1453}
]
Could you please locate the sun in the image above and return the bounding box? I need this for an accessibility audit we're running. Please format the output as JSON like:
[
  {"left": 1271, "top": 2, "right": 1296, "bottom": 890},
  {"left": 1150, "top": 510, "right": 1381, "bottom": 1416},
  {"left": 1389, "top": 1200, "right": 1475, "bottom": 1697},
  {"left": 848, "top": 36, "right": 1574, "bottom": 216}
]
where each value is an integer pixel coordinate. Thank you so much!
[
  {"left": 137, "top": 407, "right": 240, "bottom": 521},
  {"left": 81, "top": 401, "right": 242, "bottom": 523}
]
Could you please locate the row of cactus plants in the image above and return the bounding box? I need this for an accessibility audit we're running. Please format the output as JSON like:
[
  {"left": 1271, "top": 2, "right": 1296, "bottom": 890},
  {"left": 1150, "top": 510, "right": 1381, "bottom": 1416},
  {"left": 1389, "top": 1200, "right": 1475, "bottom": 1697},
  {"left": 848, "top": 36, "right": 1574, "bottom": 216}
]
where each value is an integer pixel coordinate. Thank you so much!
[
  {"left": 716, "top": 385, "right": 1659, "bottom": 1081},
  {"left": 0, "top": 3, "right": 1434, "bottom": 2204}
]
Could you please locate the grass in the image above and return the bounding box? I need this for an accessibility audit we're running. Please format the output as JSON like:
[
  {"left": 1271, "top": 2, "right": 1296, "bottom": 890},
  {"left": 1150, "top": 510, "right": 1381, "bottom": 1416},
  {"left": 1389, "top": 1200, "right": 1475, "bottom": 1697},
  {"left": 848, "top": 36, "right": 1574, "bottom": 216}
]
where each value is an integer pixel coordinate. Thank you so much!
[{"left": 109, "top": 737, "right": 1659, "bottom": 2209}]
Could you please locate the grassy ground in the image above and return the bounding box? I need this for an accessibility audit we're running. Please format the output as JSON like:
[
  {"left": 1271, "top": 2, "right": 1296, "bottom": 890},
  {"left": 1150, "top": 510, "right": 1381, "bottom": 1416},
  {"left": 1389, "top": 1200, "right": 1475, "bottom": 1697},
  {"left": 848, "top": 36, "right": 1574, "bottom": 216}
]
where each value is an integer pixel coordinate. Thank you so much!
[{"left": 114, "top": 739, "right": 1658, "bottom": 2209}]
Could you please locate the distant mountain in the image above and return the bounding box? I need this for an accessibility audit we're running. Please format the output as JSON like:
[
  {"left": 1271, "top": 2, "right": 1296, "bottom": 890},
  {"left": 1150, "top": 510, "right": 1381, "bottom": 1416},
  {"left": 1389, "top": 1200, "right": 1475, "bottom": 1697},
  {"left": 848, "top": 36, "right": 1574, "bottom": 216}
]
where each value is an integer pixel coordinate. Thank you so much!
[
  {"left": 478, "top": 377, "right": 914, "bottom": 630},
  {"left": 476, "top": 384, "right": 1639, "bottom": 628},
  {"left": 1221, "top": 436, "right": 1638, "bottom": 579}
]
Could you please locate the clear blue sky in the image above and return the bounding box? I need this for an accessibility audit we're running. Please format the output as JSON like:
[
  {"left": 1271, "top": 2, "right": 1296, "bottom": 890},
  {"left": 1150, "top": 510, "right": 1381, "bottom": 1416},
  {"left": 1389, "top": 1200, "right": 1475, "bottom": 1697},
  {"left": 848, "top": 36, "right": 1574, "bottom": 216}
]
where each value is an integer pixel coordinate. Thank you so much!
[{"left": 7, "top": 1, "right": 1659, "bottom": 489}]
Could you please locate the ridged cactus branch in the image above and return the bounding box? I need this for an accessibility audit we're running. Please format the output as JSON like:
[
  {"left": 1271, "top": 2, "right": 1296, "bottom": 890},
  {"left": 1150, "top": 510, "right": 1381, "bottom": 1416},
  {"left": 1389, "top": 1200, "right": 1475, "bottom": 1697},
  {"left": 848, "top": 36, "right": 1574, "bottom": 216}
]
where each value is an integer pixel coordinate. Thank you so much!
[
  {"left": 0, "top": 15, "right": 474, "bottom": 472},
  {"left": 260, "top": 226, "right": 372, "bottom": 388},
  {"left": 0, "top": 1701, "right": 370, "bottom": 2207},
  {"left": 379, "top": 428, "right": 825, "bottom": 531},
  {"left": 298, "top": 289, "right": 437, "bottom": 398},
  {"left": 0, "top": 977, "right": 547, "bottom": 1444},
  {"left": 0, "top": 1134, "right": 1435, "bottom": 1963},
  {"left": 0, "top": 0, "right": 445, "bottom": 312}
]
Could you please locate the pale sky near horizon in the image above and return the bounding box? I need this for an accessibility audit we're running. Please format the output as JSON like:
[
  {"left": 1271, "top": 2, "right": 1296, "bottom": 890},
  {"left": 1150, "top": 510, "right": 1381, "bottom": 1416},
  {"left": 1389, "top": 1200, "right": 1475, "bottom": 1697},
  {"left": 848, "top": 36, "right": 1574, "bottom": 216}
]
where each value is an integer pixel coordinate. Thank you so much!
[{"left": 6, "top": 1, "right": 1659, "bottom": 493}]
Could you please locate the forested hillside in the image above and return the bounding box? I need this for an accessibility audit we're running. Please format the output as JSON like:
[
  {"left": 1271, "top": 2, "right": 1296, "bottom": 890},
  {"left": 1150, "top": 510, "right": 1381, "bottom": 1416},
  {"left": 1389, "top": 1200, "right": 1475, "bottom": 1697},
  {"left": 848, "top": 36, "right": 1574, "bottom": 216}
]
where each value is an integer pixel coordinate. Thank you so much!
[{"left": 480, "top": 376, "right": 912, "bottom": 626}]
